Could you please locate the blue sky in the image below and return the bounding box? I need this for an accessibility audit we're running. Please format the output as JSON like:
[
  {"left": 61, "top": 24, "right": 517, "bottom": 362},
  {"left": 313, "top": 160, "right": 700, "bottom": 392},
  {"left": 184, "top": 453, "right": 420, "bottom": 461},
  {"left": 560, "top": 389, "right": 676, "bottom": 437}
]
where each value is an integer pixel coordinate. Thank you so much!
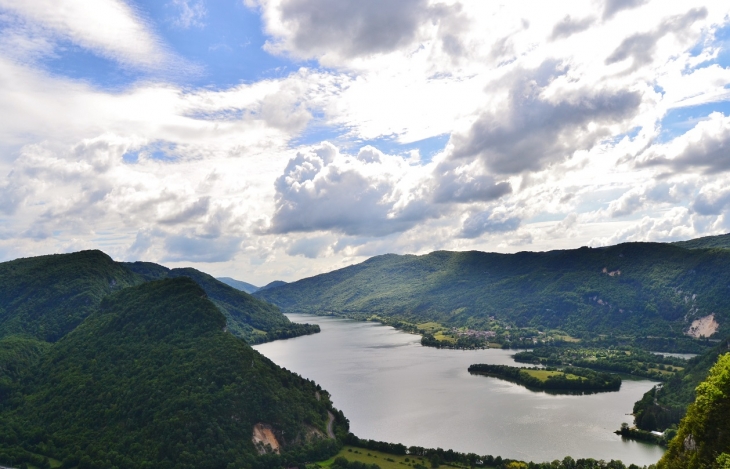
[{"left": 1, "top": 0, "right": 730, "bottom": 284}]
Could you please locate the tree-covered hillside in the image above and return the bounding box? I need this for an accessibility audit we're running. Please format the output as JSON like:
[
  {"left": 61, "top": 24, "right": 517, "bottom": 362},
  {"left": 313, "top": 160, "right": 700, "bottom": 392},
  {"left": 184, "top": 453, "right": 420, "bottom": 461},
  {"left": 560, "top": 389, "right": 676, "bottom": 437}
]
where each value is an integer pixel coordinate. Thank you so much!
[
  {"left": 217, "top": 277, "right": 259, "bottom": 294},
  {"left": 255, "top": 242, "right": 730, "bottom": 339},
  {"left": 0, "top": 278, "right": 345, "bottom": 469},
  {"left": 0, "top": 336, "right": 50, "bottom": 406},
  {"left": 0, "top": 250, "right": 317, "bottom": 347},
  {"left": 633, "top": 337, "right": 730, "bottom": 431},
  {"left": 0, "top": 250, "right": 144, "bottom": 342},
  {"left": 123, "top": 262, "right": 319, "bottom": 344},
  {"left": 673, "top": 233, "right": 730, "bottom": 250},
  {"left": 657, "top": 352, "right": 730, "bottom": 469}
]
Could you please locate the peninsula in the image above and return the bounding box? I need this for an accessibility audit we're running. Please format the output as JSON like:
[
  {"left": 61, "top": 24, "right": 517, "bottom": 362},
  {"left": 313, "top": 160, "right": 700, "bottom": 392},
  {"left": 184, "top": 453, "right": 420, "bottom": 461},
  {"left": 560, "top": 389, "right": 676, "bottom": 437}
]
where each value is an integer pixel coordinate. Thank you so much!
[{"left": 468, "top": 364, "right": 622, "bottom": 393}]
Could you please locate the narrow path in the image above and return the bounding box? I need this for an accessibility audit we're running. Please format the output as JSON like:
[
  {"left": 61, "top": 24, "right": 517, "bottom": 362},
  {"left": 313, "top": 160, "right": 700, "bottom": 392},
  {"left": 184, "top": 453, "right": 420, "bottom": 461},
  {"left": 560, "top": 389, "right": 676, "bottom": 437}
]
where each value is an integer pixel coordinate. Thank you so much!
[{"left": 326, "top": 411, "right": 336, "bottom": 439}]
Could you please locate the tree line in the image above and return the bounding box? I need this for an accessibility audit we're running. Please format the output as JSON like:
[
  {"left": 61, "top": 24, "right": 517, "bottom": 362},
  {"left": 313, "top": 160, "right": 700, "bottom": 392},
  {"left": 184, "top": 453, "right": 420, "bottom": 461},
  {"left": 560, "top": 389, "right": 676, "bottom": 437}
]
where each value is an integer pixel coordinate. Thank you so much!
[{"left": 467, "top": 364, "right": 621, "bottom": 392}]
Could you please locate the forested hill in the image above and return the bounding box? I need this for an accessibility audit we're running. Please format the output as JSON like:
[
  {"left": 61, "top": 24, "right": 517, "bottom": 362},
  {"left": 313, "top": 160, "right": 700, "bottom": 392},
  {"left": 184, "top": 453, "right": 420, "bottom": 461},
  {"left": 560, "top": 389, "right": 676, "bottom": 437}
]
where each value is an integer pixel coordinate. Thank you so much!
[
  {"left": 217, "top": 277, "right": 259, "bottom": 294},
  {"left": 672, "top": 232, "right": 730, "bottom": 250},
  {"left": 633, "top": 337, "right": 730, "bottom": 432},
  {"left": 657, "top": 352, "right": 730, "bottom": 469},
  {"left": 0, "top": 278, "right": 345, "bottom": 469},
  {"left": 123, "top": 262, "right": 318, "bottom": 344},
  {"left": 0, "top": 250, "right": 144, "bottom": 342},
  {"left": 0, "top": 250, "right": 317, "bottom": 347},
  {"left": 255, "top": 242, "right": 730, "bottom": 338}
]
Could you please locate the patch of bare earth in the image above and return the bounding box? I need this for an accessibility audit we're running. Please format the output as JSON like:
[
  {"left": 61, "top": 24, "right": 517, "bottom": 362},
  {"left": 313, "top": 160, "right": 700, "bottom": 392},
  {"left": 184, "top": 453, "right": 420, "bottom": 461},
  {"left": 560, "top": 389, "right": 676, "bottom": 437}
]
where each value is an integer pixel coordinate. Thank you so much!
[
  {"left": 686, "top": 313, "right": 719, "bottom": 338},
  {"left": 252, "top": 423, "right": 280, "bottom": 455}
]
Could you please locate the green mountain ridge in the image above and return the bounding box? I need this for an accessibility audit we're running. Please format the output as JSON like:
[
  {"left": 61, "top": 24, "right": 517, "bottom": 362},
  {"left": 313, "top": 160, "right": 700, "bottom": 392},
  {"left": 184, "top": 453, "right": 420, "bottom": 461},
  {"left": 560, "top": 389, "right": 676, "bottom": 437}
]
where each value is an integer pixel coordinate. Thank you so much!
[
  {"left": 672, "top": 233, "right": 730, "bottom": 250},
  {"left": 0, "top": 250, "right": 144, "bottom": 342},
  {"left": 123, "top": 262, "right": 318, "bottom": 344},
  {"left": 0, "top": 250, "right": 318, "bottom": 348},
  {"left": 217, "top": 277, "right": 259, "bottom": 294},
  {"left": 0, "top": 277, "right": 345, "bottom": 469},
  {"left": 255, "top": 242, "right": 730, "bottom": 339},
  {"left": 633, "top": 337, "right": 730, "bottom": 432},
  {"left": 657, "top": 352, "right": 730, "bottom": 469},
  {"left": 258, "top": 280, "right": 288, "bottom": 292}
]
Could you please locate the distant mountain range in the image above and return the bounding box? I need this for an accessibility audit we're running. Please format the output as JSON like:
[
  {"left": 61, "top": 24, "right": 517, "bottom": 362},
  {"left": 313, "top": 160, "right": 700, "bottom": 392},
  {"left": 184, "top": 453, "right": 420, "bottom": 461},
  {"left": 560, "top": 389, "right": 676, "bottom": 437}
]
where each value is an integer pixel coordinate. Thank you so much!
[
  {"left": 217, "top": 277, "right": 259, "bottom": 294},
  {"left": 215, "top": 277, "right": 290, "bottom": 294},
  {"left": 123, "top": 262, "right": 313, "bottom": 344},
  {"left": 0, "top": 250, "right": 343, "bottom": 468},
  {"left": 1, "top": 234, "right": 729, "bottom": 467},
  {"left": 255, "top": 238, "right": 730, "bottom": 340},
  {"left": 258, "top": 280, "right": 289, "bottom": 291},
  {"left": 0, "top": 250, "right": 317, "bottom": 346}
]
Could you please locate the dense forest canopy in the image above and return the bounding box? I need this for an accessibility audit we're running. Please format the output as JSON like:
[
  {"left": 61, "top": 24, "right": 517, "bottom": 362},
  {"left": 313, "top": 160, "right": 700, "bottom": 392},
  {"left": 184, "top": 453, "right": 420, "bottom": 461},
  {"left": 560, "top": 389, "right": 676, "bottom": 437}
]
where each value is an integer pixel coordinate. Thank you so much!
[
  {"left": 1, "top": 238, "right": 729, "bottom": 468},
  {"left": 256, "top": 242, "right": 730, "bottom": 339},
  {"left": 633, "top": 338, "right": 730, "bottom": 432},
  {"left": 0, "top": 251, "right": 318, "bottom": 347},
  {"left": 0, "top": 278, "right": 345, "bottom": 469},
  {"left": 0, "top": 250, "right": 143, "bottom": 342},
  {"left": 657, "top": 352, "right": 730, "bottom": 469},
  {"left": 672, "top": 233, "right": 730, "bottom": 250},
  {"left": 123, "top": 262, "right": 319, "bottom": 344}
]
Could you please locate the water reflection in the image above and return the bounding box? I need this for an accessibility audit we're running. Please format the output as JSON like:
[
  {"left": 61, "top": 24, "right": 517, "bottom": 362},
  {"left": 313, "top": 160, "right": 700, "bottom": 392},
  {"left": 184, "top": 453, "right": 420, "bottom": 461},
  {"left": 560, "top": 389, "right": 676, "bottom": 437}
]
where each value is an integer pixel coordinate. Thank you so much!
[{"left": 253, "top": 314, "right": 666, "bottom": 466}]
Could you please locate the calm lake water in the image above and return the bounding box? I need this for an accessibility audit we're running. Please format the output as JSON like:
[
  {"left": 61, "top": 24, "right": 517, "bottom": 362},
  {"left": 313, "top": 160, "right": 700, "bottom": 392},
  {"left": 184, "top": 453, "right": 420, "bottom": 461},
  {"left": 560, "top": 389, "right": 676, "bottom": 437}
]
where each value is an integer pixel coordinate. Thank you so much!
[
  {"left": 253, "top": 314, "right": 666, "bottom": 466},
  {"left": 652, "top": 352, "right": 698, "bottom": 360}
]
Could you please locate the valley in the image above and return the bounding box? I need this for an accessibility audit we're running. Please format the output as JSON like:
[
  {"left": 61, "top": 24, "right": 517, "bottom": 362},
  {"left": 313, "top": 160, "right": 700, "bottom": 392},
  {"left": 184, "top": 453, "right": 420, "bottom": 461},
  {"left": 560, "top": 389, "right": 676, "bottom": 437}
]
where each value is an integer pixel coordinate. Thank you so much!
[
  {"left": 0, "top": 240, "right": 727, "bottom": 468},
  {"left": 254, "top": 314, "right": 665, "bottom": 466},
  {"left": 254, "top": 242, "right": 730, "bottom": 343}
]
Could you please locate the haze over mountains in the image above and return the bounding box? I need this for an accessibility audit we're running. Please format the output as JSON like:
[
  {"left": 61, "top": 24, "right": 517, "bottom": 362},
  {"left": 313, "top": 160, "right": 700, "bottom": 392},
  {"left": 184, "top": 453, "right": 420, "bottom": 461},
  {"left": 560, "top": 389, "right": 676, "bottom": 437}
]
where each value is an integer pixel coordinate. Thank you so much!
[{"left": 217, "top": 277, "right": 260, "bottom": 294}]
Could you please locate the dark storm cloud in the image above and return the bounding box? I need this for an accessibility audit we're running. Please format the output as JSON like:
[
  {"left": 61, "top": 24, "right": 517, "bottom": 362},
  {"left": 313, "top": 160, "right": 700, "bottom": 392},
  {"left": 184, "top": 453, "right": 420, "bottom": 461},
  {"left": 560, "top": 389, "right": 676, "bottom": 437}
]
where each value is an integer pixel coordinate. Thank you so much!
[
  {"left": 693, "top": 190, "right": 730, "bottom": 216},
  {"left": 277, "top": 0, "right": 432, "bottom": 58},
  {"left": 432, "top": 162, "right": 512, "bottom": 204},
  {"left": 605, "top": 8, "right": 708, "bottom": 70},
  {"left": 285, "top": 236, "right": 331, "bottom": 258},
  {"left": 550, "top": 15, "right": 595, "bottom": 41},
  {"left": 158, "top": 197, "right": 210, "bottom": 225},
  {"left": 639, "top": 115, "right": 730, "bottom": 175},
  {"left": 672, "top": 127, "right": 730, "bottom": 174},
  {"left": 450, "top": 63, "right": 642, "bottom": 175},
  {"left": 602, "top": 0, "right": 648, "bottom": 20},
  {"left": 163, "top": 234, "right": 241, "bottom": 263},
  {"left": 459, "top": 210, "right": 521, "bottom": 239}
]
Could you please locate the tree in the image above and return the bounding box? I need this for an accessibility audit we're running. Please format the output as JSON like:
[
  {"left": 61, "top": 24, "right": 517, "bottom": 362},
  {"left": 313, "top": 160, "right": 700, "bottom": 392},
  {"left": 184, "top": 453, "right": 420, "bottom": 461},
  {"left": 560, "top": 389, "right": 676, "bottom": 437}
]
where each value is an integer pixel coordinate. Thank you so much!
[{"left": 657, "top": 353, "right": 730, "bottom": 469}]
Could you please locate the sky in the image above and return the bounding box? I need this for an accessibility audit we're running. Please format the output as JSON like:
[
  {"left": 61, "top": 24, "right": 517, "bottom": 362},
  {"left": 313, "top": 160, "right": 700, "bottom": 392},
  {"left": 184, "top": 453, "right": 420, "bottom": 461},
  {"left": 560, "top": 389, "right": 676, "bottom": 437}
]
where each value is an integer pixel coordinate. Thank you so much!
[{"left": 0, "top": 0, "right": 730, "bottom": 286}]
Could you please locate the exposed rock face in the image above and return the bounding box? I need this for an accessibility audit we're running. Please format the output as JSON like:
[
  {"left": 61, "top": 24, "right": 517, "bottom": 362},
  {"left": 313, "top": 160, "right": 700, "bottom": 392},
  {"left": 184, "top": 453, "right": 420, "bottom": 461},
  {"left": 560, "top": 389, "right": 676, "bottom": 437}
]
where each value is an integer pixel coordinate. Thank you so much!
[
  {"left": 252, "top": 423, "right": 280, "bottom": 455},
  {"left": 683, "top": 434, "right": 697, "bottom": 452},
  {"left": 687, "top": 314, "right": 719, "bottom": 338}
]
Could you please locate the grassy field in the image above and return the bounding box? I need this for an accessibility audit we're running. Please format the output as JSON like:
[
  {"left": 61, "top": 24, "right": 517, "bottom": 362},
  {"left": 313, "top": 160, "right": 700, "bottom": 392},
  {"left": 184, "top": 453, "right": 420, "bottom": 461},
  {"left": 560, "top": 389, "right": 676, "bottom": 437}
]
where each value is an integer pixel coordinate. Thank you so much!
[
  {"left": 313, "top": 446, "right": 496, "bottom": 469},
  {"left": 522, "top": 369, "right": 583, "bottom": 382},
  {"left": 648, "top": 367, "right": 676, "bottom": 377},
  {"left": 416, "top": 322, "right": 444, "bottom": 333},
  {"left": 551, "top": 334, "right": 581, "bottom": 343},
  {"left": 433, "top": 331, "right": 456, "bottom": 343}
]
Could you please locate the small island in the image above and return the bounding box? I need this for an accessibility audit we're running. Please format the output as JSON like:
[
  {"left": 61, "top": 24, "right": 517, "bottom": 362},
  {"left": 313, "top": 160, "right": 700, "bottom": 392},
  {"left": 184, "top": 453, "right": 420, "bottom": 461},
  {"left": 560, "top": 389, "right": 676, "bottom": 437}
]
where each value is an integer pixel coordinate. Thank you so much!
[{"left": 468, "top": 364, "right": 621, "bottom": 393}]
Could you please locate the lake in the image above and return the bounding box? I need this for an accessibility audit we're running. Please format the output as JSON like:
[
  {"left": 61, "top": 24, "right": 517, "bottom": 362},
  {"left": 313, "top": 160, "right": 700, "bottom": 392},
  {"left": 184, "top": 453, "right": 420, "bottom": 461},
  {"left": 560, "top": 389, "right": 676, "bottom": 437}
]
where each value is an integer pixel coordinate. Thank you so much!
[
  {"left": 652, "top": 352, "right": 698, "bottom": 360},
  {"left": 253, "top": 314, "right": 666, "bottom": 466}
]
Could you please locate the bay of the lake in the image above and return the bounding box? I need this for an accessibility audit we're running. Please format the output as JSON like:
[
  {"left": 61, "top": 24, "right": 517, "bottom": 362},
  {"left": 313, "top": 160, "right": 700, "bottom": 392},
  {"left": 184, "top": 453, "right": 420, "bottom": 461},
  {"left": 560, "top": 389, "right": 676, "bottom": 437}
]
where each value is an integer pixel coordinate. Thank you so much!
[{"left": 253, "top": 314, "right": 665, "bottom": 466}]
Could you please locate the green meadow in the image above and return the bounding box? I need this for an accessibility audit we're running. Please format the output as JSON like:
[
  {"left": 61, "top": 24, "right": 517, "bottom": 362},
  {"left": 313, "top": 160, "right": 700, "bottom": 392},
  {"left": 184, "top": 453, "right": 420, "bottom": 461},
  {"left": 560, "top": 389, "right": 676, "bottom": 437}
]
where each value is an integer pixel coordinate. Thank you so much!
[{"left": 313, "top": 446, "right": 496, "bottom": 469}]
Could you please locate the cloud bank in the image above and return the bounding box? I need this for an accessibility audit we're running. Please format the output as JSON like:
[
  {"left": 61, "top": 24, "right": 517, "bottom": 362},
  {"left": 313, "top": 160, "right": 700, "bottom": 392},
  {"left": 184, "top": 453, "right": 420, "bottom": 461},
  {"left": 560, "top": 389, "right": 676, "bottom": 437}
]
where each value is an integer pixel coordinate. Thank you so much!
[{"left": 0, "top": 0, "right": 729, "bottom": 284}]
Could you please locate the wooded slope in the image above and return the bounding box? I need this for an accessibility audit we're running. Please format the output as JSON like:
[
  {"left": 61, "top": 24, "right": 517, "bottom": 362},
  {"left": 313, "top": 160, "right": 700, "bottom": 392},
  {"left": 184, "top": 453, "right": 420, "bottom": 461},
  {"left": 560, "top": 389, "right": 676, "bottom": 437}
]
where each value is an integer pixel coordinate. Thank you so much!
[{"left": 256, "top": 242, "right": 730, "bottom": 338}]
